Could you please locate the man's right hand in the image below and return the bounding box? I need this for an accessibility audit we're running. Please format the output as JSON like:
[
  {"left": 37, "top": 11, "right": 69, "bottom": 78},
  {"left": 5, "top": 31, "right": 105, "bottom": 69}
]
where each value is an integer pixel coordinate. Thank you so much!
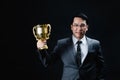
[{"left": 37, "top": 40, "right": 47, "bottom": 50}]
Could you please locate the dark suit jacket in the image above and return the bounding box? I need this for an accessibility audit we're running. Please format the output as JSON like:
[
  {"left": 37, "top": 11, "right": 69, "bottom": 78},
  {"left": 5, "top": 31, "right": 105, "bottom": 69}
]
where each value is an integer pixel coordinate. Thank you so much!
[{"left": 37, "top": 36, "right": 105, "bottom": 80}]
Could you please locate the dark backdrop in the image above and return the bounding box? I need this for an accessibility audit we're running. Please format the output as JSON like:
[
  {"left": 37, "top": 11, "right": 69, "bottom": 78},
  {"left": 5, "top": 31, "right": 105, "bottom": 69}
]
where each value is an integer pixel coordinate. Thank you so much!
[{"left": 3, "top": 0, "right": 120, "bottom": 80}]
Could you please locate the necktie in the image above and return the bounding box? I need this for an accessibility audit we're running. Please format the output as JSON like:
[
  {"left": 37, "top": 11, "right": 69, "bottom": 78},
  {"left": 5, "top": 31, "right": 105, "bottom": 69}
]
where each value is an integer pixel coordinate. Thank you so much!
[{"left": 76, "top": 41, "right": 82, "bottom": 67}]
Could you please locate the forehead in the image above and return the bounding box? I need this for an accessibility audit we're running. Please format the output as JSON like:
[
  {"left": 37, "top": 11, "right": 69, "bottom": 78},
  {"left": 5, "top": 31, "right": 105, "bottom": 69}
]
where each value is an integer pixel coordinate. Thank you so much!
[{"left": 73, "top": 17, "right": 86, "bottom": 24}]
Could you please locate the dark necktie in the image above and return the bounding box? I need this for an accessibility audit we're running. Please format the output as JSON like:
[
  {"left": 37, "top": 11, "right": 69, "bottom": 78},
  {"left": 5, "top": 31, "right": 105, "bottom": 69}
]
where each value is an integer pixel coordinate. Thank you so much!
[{"left": 76, "top": 41, "right": 82, "bottom": 68}]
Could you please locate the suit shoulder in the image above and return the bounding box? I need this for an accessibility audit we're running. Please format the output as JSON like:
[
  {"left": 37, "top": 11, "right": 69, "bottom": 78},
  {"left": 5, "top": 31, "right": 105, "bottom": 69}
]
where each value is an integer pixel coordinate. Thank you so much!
[
  {"left": 57, "top": 37, "right": 70, "bottom": 44},
  {"left": 87, "top": 37, "right": 100, "bottom": 44}
]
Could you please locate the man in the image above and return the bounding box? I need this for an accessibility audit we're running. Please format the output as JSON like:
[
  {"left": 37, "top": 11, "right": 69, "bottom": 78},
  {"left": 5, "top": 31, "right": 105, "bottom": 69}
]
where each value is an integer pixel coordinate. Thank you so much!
[{"left": 36, "top": 12, "right": 105, "bottom": 80}]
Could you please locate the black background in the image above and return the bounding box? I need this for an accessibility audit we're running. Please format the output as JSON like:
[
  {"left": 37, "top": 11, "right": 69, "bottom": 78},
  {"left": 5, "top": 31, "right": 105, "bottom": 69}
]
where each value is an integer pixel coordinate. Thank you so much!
[{"left": 3, "top": 0, "right": 120, "bottom": 80}]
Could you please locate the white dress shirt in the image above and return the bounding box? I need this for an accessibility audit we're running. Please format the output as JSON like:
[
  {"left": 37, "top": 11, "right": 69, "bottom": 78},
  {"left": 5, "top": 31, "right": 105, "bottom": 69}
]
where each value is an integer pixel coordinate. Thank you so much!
[{"left": 72, "top": 35, "right": 88, "bottom": 63}]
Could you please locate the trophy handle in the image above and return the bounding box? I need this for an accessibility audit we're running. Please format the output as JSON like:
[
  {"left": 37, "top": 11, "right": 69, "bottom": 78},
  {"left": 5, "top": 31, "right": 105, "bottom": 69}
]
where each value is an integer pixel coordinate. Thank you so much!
[
  {"left": 33, "top": 25, "right": 38, "bottom": 40},
  {"left": 47, "top": 24, "right": 51, "bottom": 37}
]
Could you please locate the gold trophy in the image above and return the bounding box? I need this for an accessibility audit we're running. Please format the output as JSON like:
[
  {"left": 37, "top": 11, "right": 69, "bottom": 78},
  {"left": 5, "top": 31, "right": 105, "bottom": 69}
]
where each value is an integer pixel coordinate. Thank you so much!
[{"left": 33, "top": 24, "right": 51, "bottom": 50}]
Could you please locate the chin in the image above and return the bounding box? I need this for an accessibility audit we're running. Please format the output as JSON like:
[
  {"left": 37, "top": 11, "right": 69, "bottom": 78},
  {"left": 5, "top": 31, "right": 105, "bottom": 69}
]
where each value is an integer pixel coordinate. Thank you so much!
[
  {"left": 77, "top": 35, "right": 84, "bottom": 39},
  {"left": 75, "top": 36, "right": 81, "bottom": 39}
]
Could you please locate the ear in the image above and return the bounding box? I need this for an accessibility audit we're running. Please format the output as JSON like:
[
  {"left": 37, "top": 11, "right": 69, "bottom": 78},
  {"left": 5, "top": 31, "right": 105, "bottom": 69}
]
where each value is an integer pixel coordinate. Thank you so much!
[
  {"left": 86, "top": 25, "right": 88, "bottom": 31},
  {"left": 71, "top": 25, "right": 73, "bottom": 30}
]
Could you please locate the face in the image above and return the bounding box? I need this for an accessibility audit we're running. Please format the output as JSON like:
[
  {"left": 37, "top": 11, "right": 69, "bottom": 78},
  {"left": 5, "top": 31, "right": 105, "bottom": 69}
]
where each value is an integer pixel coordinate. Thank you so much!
[{"left": 71, "top": 17, "right": 88, "bottom": 39}]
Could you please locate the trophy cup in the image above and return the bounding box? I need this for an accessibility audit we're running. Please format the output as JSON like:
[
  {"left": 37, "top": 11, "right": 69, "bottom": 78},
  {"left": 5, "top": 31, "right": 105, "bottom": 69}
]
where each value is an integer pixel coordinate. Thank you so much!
[{"left": 33, "top": 24, "right": 51, "bottom": 50}]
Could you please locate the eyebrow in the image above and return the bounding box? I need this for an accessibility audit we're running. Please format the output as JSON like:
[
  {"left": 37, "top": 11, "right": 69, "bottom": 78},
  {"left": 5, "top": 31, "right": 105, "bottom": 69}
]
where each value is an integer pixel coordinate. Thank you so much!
[{"left": 73, "top": 23, "right": 86, "bottom": 25}]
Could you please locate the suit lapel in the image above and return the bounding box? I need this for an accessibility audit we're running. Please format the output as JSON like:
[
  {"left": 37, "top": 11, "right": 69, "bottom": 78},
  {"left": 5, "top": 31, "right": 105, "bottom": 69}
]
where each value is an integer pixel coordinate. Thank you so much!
[
  {"left": 65, "top": 37, "right": 77, "bottom": 65},
  {"left": 86, "top": 37, "right": 93, "bottom": 55},
  {"left": 62, "top": 37, "right": 94, "bottom": 68},
  {"left": 65, "top": 37, "right": 93, "bottom": 67}
]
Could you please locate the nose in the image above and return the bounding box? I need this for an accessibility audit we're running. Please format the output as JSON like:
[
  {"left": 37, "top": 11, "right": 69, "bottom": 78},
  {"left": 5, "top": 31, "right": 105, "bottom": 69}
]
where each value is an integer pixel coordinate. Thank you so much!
[{"left": 77, "top": 26, "right": 82, "bottom": 30}]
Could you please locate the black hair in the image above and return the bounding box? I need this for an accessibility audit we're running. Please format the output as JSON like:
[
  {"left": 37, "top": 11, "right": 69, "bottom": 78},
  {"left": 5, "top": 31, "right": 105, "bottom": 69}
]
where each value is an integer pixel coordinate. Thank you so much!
[{"left": 70, "top": 12, "right": 88, "bottom": 25}]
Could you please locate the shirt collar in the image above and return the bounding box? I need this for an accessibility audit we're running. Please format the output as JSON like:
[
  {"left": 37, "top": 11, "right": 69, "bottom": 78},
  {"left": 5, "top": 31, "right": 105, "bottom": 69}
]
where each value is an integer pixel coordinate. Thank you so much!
[{"left": 72, "top": 35, "right": 87, "bottom": 45}]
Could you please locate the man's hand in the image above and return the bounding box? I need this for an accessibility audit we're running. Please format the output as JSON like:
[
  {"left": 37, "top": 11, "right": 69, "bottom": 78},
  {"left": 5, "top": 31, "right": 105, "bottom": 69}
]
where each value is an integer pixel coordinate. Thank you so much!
[{"left": 37, "top": 40, "right": 47, "bottom": 50}]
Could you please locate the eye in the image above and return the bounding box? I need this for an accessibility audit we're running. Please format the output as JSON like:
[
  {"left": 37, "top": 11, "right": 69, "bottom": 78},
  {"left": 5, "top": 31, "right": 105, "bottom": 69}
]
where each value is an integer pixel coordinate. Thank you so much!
[
  {"left": 72, "top": 24, "right": 79, "bottom": 27},
  {"left": 80, "top": 23, "right": 86, "bottom": 27},
  {"left": 75, "top": 24, "right": 79, "bottom": 27},
  {"left": 72, "top": 23, "right": 86, "bottom": 27}
]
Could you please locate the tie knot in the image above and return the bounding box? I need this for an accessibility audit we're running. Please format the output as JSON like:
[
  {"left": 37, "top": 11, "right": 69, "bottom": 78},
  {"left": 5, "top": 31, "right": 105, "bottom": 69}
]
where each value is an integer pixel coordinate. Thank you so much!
[{"left": 77, "top": 41, "right": 82, "bottom": 45}]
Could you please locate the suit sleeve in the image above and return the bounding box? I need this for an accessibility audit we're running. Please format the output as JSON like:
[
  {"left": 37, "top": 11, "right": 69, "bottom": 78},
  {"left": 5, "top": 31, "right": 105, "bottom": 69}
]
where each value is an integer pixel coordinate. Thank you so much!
[
  {"left": 36, "top": 49, "right": 49, "bottom": 67},
  {"left": 96, "top": 41, "right": 106, "bottom": 80},
  {"left": 36, "top": 40, "right": 61, "bottom": 67}
]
